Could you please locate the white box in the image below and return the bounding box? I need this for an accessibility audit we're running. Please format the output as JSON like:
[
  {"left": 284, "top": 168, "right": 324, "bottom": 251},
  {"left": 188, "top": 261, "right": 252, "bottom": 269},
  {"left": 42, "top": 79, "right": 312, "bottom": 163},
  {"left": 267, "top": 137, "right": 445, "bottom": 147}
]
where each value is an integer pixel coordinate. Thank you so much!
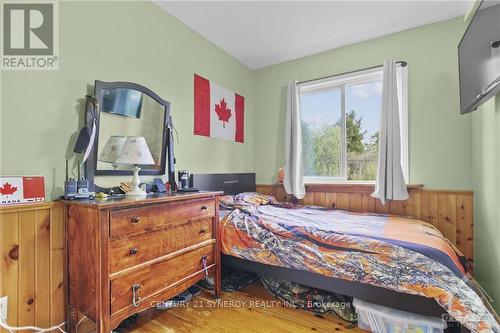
[{"left": 353, "top": 298, "right": 446, "bottom": 333}]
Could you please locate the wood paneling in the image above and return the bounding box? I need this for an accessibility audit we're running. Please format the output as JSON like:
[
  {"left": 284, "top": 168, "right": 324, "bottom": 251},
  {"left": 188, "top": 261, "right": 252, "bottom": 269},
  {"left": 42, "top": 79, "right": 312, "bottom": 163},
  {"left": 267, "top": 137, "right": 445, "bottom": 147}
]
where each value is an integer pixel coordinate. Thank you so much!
[
  {"left": 0, "top": 202, "right": 65, "bottom": 333},
  {"left": 257, "top": 184, "right": 474, "bottom": 267}
]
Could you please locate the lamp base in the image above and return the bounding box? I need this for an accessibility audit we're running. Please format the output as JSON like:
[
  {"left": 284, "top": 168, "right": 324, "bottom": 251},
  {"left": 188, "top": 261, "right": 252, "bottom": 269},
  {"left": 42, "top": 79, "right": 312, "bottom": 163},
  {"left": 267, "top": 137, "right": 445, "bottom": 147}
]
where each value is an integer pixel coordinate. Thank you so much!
[
  {"left": 126, "top": 165, "right": 147, "bottom": 197},
  {"left": 126, "top": 188, "right": 147, "bottom": 197}
]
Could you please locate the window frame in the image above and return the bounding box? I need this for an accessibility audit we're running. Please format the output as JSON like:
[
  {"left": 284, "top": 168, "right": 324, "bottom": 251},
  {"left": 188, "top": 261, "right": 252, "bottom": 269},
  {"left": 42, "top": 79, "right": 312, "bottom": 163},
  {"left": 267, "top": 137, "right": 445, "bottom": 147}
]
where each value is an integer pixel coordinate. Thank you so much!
[{"left": 298, "top": 65, "right": 409, "bottom": 184}]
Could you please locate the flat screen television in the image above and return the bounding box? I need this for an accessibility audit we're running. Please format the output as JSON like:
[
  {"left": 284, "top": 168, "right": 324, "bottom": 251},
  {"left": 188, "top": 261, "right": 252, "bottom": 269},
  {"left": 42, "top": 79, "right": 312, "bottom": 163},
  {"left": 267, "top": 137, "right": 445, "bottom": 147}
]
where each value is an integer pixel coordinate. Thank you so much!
[
  {"left": 459, "top": 1, "right": 500, "bottom": 114},
  {"left": 101, "top": 88, "right": 143, "bottom": 118}
]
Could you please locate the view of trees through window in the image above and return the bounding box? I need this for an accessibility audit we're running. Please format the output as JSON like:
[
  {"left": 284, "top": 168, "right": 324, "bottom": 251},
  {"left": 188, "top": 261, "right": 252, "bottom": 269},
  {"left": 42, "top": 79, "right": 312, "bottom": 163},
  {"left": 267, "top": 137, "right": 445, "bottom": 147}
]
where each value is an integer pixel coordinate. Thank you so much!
[{"left": 301, "top": 78, "right": 382, "bottom": 181}]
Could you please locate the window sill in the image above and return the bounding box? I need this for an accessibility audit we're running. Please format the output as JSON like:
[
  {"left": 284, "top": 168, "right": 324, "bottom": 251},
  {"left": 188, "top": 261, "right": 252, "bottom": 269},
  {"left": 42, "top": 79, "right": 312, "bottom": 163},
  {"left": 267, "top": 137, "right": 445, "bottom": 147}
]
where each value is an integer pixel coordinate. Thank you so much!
[{"left": 303, "top": 183, "right": 423, "bottom": 193}]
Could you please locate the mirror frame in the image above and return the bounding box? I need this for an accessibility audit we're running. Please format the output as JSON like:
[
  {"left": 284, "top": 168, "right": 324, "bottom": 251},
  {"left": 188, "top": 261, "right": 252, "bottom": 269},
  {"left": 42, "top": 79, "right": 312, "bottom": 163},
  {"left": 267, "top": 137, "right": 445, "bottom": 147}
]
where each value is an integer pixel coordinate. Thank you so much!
[{"left": 85, "top": 80, "right": 175, "bottom": 191}]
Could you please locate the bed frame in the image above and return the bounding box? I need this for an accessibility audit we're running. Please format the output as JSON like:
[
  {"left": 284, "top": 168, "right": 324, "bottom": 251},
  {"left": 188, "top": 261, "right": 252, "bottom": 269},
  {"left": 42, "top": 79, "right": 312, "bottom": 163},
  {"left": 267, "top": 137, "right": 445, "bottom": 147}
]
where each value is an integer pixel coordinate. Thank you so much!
[{"left": 191, "top": 173, "right": 449, "bottom": 319}]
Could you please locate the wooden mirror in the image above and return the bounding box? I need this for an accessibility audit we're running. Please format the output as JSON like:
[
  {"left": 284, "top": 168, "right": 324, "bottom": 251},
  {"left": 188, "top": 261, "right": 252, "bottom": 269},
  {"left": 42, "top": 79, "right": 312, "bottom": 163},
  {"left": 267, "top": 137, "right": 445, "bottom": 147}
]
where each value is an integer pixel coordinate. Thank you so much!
[{"left": 85, "top": 80, "right": 175, "bottom": 191}]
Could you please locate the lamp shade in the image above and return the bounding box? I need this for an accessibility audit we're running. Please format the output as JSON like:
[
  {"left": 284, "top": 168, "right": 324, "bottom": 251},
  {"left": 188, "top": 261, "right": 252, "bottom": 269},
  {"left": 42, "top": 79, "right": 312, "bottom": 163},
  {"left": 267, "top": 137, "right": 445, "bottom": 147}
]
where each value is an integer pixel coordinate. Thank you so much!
[
  {"left": 115, "top": 136, "right": 155, "bottom": 165},
  {"left": 98, "top": 135, "right": 126, "bottom": 163}
]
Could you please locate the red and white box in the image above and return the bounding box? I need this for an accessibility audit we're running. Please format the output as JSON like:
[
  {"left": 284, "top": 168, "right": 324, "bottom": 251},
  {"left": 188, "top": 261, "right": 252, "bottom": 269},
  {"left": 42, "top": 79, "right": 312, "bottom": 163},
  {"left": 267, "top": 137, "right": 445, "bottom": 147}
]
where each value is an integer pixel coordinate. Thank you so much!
[{"left": 0, "top": 176, "right": 45, "bottom": 205}]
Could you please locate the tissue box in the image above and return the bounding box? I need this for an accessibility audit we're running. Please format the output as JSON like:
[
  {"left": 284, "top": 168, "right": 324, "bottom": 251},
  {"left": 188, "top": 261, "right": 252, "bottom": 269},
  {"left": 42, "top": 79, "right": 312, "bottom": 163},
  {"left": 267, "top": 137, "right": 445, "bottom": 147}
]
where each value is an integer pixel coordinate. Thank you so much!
[{"left": 0, "top": 176, "right": 45, "bottom": 205}]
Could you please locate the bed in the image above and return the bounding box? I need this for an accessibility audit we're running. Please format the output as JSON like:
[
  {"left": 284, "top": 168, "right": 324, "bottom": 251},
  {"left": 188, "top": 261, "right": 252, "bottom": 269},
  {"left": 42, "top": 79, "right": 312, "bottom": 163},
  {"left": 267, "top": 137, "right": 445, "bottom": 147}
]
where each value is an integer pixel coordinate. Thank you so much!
[{"left": 192, "top": 173, "right": 499, "bottom": 333}]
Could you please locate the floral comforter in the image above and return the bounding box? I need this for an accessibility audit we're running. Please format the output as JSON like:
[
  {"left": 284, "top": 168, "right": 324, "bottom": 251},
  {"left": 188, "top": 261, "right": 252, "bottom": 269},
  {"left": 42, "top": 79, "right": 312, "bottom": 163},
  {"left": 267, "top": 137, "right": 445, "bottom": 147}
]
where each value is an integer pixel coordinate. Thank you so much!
[{"left": 219, "top": 192, "right": 499, "bottom": 333}]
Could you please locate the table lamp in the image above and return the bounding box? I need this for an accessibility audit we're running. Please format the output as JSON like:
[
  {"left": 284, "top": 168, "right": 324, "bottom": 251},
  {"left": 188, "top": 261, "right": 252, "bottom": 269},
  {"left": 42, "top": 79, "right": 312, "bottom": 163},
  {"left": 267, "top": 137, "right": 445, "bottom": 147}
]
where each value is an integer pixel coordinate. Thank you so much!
[
  {"left": 115, "top": 136, "right": 155, "bottom": 197},
  {"left": 98, "top": 135, "right": 127, "bottom": 169}
]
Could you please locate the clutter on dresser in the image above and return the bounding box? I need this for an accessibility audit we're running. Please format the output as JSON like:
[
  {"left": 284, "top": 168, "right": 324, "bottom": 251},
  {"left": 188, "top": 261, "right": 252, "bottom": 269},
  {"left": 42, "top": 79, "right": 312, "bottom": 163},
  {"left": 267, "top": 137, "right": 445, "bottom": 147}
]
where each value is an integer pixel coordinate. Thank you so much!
[
  {"left": 95, "top": 192, "right": 109, "bottom": 199},
  {"left": 95, "top": 186, "right": 126, "bottom": 200},
  {"left": 177, "top": 169, "right": 199, "bottom": 192},
  {"left": 178, "top": 170, "right": 190, "bottom": 189},
  {"left": 63, "top": 160, "right": 95, "bottom": 200},
  {"left": 0, "top": 175, "right": 45, "bottom": 205},
  {"left": 153, "top": 178, "right": 167, "bottom": 192}
]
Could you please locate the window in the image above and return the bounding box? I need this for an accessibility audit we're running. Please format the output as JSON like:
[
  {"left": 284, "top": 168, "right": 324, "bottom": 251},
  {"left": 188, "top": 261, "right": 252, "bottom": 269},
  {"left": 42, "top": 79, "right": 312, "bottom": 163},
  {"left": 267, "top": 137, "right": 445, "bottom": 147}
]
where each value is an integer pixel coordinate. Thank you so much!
[{"left": 299, "top": 65, "right": 408, "bottom": 183}]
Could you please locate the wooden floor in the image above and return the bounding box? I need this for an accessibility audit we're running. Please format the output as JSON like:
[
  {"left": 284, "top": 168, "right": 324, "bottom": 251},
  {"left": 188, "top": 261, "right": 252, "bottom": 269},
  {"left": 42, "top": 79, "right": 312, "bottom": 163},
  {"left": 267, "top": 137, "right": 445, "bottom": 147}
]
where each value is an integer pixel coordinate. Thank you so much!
[{"left": 79, "top": 282, "right": 367, "bottom": 333}]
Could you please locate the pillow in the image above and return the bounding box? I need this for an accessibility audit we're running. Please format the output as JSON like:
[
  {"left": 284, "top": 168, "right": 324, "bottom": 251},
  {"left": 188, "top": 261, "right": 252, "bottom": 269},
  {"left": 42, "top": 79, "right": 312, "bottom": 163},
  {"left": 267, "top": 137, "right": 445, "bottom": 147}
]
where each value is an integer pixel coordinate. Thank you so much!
[
  {"left": 219, "top": 195, "right": 236, "bottom": 210},
  {"left": 235, "top": 192, "right": 277, "bottom": 207},
  {"left": 219, "top": 192, "right": 278, "bottom": 213}
]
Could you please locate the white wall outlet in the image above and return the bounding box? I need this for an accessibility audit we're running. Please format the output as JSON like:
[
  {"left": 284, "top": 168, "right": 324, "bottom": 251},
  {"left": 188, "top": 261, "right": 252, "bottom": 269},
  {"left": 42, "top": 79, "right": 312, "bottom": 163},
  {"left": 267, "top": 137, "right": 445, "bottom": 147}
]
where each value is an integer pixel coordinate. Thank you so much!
[{"left": 0, "top": 296, "right": 7, "bottom": 321}]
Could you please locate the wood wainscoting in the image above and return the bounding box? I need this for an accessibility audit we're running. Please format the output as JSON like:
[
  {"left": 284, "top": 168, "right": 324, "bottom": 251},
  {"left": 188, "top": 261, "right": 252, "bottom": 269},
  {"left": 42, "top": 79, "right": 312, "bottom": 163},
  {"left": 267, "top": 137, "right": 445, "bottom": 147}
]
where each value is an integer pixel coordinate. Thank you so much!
[
  {"left": 256, "top": 184, "right": 474, "bottom": 267},
  {"left": 0, "top": 202, "right": 65, "bottom": 332}
]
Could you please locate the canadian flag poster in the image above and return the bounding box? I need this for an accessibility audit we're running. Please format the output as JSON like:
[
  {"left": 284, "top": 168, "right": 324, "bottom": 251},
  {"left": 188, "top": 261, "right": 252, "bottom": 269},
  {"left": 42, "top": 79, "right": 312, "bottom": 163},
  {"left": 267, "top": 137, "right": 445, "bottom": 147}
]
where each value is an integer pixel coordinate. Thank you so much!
[{"left": 194, "top": 74, "right": 245, "bottom": 143}]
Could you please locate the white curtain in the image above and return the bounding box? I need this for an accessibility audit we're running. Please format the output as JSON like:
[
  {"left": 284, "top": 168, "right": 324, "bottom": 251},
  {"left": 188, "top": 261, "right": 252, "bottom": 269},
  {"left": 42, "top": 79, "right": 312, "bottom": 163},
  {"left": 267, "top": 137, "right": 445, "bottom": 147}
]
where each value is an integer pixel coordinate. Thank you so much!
[
  {"left": 284, "top": 80, "right": 306, "bottom": 200},
  {"left": 372, "top": 60, "right": 409, "bottom": 205}
]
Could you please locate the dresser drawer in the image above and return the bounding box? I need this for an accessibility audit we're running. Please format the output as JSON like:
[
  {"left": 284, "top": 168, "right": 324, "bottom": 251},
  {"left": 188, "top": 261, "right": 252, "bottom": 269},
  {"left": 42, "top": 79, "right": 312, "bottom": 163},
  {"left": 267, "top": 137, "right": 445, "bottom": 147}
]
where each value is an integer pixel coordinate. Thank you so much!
[
  {"left": 109, "top": 198, "right": 215, "bottom": 237},
  {"left": 110, "top": 244, "right": 215, "bottom": 315},
  {"left": 109, "top": 217, "right": 214, "bottom": 273}
]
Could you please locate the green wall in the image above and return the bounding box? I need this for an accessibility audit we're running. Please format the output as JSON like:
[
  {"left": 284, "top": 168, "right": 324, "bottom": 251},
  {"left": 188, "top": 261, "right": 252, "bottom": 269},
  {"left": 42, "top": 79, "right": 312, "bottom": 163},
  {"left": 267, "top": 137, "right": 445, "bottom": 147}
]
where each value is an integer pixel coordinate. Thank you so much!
[
  {"left": 472, "top": 97, "right": 500, "bottom": 313},
  {"left": 0, "top": 4, "right": 475, "bottom": 199},
  {"left": 0, "top": 1, "right": 254, "bottom": 199},
  {"left": 466, "top": 0, "right": 499, "bottom": 313},
  {"left": 252, "top": 18, "right": 471, "bottom": 189}
]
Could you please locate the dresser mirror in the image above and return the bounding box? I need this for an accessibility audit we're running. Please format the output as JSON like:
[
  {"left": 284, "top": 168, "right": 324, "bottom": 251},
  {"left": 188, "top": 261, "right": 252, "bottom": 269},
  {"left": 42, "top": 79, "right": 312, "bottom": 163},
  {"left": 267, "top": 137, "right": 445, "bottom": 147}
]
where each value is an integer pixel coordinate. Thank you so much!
[{"left": 85, "top": 80, "right": 175, "bottom": 191}]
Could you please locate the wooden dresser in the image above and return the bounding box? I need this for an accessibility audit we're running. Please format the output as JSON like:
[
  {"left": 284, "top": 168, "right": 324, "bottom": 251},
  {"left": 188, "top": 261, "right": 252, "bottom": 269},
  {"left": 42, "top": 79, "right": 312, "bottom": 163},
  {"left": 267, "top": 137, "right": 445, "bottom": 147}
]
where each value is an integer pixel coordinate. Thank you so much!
[{"left": 64, "top": 191, "right": 222, "bottom": 332}]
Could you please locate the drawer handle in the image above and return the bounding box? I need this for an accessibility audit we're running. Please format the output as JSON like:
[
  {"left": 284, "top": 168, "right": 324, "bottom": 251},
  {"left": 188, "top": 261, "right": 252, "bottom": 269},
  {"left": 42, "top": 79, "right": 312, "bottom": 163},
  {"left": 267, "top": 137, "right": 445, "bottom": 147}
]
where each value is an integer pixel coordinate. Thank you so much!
[
  {"left": 201, "top": 205, "right": 208, "bottom": 210},
  {"left": 131, "top": 216, "right": 140, "bottom": 224},
  {"left": 129, "top": 247, "right": 139, "bottom": 255},
  {"left": 132, "top": 283, "right": 141, "bottom": 307},
  {"left": 199, "top": 227, "right": 208, "bottom": 235}
]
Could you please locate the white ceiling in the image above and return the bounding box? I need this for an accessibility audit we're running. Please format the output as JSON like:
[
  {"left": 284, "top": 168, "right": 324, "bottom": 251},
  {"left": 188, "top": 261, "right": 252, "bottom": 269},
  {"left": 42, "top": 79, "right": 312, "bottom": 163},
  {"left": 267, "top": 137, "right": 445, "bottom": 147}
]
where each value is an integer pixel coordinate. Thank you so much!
[{"left": 156, "top": 1, "right": 473, "bottom": 69}]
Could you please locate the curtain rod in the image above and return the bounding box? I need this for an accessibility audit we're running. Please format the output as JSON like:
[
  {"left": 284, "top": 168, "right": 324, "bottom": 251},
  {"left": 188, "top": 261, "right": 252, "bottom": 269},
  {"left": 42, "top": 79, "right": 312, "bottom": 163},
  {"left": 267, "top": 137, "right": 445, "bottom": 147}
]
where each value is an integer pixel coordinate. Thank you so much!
[{"left": 297, "top": 60, "right": 408, "bottom": 85}]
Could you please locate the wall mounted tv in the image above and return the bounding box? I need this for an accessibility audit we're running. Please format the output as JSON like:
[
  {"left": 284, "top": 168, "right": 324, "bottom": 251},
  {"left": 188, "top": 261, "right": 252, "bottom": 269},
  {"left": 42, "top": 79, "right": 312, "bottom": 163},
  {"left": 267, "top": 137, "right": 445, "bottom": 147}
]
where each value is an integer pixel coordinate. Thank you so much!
[{"left": 459, "top": 1, "right": 500, "bottom": 114}]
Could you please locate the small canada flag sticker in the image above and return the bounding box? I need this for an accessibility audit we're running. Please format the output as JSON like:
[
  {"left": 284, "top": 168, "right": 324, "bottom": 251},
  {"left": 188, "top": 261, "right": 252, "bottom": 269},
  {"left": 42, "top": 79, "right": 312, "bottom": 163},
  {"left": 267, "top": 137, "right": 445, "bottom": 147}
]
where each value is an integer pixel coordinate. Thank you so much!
[{"left": 0, "top": 177, "right": 45, "bottom": 205}]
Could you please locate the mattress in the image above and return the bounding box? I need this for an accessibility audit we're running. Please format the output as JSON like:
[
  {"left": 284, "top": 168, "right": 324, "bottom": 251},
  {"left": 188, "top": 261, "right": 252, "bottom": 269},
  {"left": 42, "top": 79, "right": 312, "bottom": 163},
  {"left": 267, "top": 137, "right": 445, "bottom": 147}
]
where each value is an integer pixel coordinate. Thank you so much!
[{"left": 219, "top": 192, "right": 499, "bottom": 333}]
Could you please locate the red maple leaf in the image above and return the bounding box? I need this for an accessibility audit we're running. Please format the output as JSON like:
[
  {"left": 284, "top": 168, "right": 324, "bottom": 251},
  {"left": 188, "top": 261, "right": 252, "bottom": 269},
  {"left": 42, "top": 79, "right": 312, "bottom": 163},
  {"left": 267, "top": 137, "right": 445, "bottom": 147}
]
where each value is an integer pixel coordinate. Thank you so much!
[
  {"left": 0, "top": 182, "right": 18, "bottom": 195},
  {"left": 215, "top": 98, "right": 232, "bottom": 128}
]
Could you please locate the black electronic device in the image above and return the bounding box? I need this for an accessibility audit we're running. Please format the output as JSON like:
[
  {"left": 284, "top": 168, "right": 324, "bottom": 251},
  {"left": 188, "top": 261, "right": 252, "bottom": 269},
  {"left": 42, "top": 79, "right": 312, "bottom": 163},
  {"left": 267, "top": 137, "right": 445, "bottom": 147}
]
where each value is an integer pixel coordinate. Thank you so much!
[
  {"left": 64, "top": 180, "right": 78, "bottom": 199},
  {"left": 178, "top": 170, "right": 190, "bottom": 189},
  {"left": 75, "top": 161, "right": 95, "bottom": 199},
  {"left": 176, "top": 170, "right": 199, "bottom": 192},
  {"left": 77, "top": 162, "right": 90, "bottom": 195},
  {"left": 64, "top": 160, "right": 78, "bottom": 200},
  {"left": 177, "top": 187, "right": 199, "bottom": 193},
  {"left": 64, "top": 160, "right": 95, "bottom": 200},
  {"left": 459, "top": 1, "right": 500, "bottom": 113},
  {"left": 77, "top": 178, "right": 90, "bottom": 194},
  {"left": 191, "top": 173, "right": 256, "bottom": 195},
  {"left": 153, "top": 178, "right": 167, "bottom": 193}
]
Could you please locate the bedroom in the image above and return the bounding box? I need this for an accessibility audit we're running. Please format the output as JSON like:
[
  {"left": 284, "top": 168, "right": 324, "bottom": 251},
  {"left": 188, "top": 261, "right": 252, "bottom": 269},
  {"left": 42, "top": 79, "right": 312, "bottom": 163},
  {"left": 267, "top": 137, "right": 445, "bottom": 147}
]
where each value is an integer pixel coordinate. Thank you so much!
[{"left": 0, "top": 0, "right": 499, "bottom": 332}]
